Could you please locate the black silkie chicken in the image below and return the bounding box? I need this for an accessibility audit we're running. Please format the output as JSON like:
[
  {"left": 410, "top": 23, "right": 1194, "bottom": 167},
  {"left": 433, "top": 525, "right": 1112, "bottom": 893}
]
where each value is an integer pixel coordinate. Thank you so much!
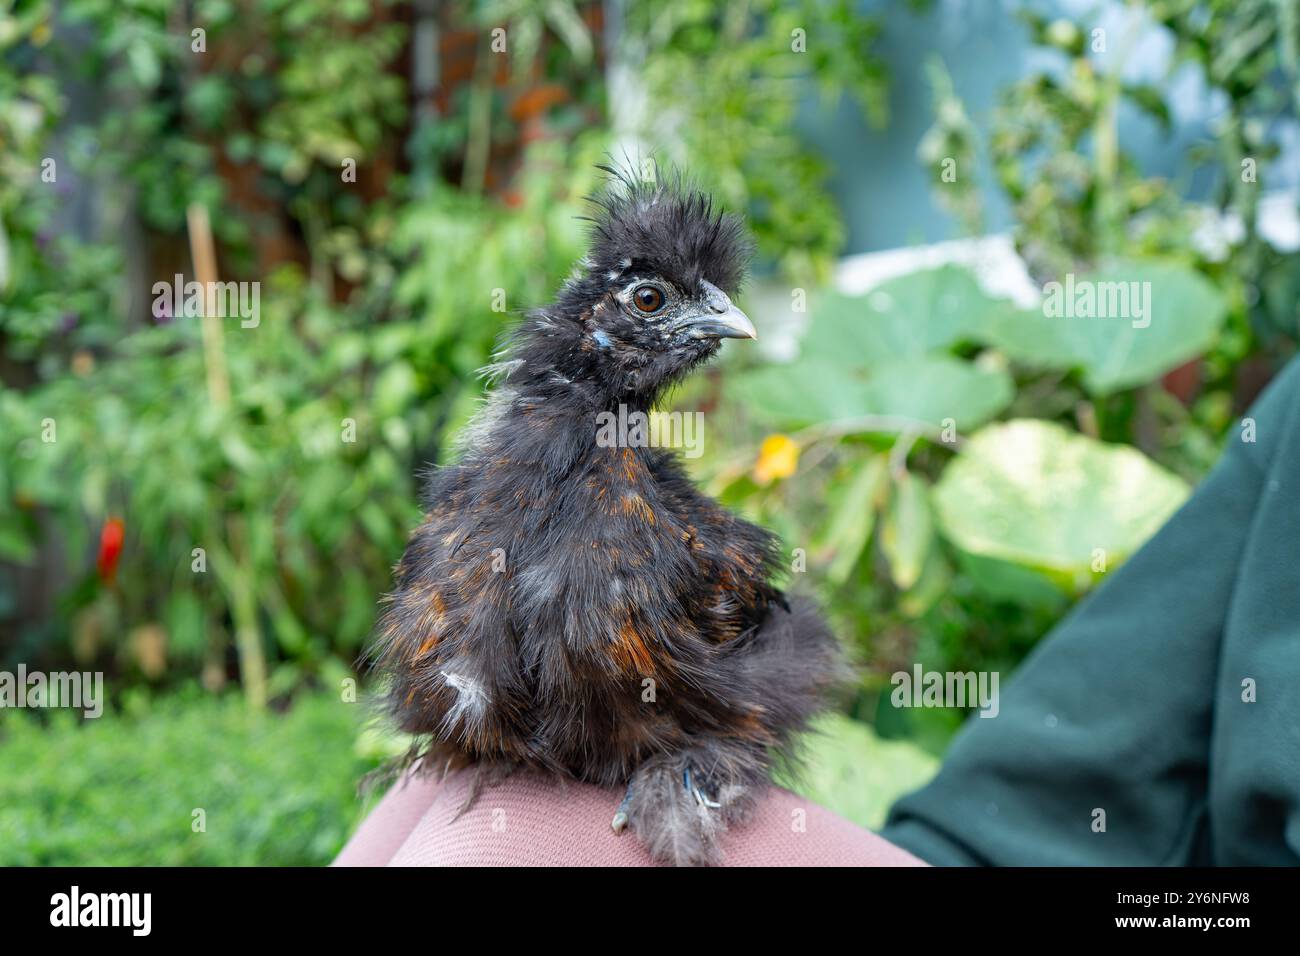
[{"left": 372, "top": 166, "right": 844, "bottom": 866}]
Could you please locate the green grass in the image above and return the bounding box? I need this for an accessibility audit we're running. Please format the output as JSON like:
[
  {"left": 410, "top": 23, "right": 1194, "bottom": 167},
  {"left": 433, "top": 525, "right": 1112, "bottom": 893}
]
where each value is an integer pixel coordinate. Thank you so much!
[
  {"left": 0, "top": 690, "right": 937, "bottom": 865},
  {"left": 0, "top": 690, "right": 382, "bottom": 866}
]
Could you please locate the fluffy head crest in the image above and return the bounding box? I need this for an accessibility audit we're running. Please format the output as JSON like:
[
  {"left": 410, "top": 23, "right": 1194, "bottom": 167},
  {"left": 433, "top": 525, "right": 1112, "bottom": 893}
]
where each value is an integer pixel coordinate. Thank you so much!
[{"left": 582, "top": 161, "right": 753, "bottom": 296}]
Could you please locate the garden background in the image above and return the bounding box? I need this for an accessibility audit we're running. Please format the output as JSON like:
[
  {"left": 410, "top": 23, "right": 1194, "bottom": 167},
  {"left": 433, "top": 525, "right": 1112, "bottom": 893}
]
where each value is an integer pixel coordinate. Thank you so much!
[{"left": 2, "top": 0, "right": 1297, "bottom": 864}]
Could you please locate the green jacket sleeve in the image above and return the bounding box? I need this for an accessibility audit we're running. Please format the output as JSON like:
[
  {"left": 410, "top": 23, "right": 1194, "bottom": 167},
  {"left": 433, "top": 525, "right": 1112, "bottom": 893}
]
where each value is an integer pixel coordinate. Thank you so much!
[{"left": 881, "top": 358, "right": 1300, "bottom": 866}]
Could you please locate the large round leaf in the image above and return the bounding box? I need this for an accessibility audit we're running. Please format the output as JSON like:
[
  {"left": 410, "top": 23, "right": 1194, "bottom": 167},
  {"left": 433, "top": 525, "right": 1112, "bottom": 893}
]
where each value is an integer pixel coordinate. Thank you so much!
[
  {"left": 777, "top": 714, "right": 938, "bottom": 830},
  {"left": 976, "top": 259, "right": 1227, "bottom": 395},
  {"left": 934, "top": 419, "right": 1189, "bottom": 588},
  {"left": 726, "top": 358, "right": 874, "bottom": 426},
  {"left": 859, "top": 356, "right": 1013, "bottom": 431},
  {"left": 727, "top": 355, "right": 1012, "bottom": 431},
  {"left": 803, "top": 265, "right": 1011, "bottom": 366}
]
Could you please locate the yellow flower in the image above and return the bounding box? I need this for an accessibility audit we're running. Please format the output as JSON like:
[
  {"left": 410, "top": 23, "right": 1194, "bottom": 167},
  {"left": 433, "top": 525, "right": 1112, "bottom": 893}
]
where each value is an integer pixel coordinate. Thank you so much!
[{"left": 753, "top": 434, "right": 799, "bottom": 485}]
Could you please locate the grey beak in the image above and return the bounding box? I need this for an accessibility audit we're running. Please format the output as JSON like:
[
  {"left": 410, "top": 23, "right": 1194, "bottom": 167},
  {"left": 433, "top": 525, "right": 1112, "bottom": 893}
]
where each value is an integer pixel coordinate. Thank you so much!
[
  {"left": 682, "top": 282, "right": 758, "bottom": 340},
  {"left": 686, "top": 305, "right": 758, "bottom": 340}
]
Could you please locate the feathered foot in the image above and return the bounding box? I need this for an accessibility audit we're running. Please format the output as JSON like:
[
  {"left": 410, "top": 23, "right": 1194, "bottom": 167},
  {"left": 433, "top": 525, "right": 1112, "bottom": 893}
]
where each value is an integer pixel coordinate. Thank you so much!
[{"left": 619, "top": 746, "right": 763, "bottom": 866}]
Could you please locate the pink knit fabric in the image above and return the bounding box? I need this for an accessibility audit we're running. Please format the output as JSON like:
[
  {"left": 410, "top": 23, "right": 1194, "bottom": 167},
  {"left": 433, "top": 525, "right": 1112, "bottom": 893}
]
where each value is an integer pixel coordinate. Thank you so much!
[{"left": 333, "top": 769, "right": 925, "bottom": 867}]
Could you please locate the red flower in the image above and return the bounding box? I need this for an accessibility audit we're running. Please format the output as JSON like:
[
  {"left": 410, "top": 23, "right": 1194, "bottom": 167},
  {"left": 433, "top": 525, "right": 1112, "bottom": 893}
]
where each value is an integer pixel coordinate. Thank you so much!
[{"left": 97, "top": 517, "right": 125, "bottom": 584}]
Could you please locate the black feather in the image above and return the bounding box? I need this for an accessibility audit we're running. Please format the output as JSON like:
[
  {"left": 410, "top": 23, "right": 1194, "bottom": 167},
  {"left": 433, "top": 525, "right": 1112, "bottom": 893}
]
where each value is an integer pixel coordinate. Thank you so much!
[{"left": 579, "top": 159, "right": 753, "bottom": 296}]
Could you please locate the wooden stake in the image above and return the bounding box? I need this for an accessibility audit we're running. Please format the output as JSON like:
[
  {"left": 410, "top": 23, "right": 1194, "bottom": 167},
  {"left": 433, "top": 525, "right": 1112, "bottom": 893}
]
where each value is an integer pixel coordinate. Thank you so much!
[{"left": 186, "top": 203, "right": 231, "bottom": 408}]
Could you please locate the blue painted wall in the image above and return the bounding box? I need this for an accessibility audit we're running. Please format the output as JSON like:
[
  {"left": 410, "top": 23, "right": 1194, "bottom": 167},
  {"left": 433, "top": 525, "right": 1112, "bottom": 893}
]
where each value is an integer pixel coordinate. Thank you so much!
[{"left": 796, "top": 0, "right": 1294, "bottom": 255}]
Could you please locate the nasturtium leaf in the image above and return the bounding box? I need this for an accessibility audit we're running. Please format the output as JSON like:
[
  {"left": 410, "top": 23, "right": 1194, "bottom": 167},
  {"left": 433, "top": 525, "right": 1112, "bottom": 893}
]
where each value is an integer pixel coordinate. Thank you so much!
[
  {"left": 976, "top": 259, "right": 1227, "bottom": 394},
  {"left": 858, "top": 356, "right": 1013, "bottom": 431},
  {"left": 728, "top": 355, "right": 1012, "bottom": 432},
  {"left": 803, "top": 265, "right": 1010, "bottom": 366},
  {"left": 725, "top": 358, "right": 874, "bottom": 427},
  {"left": 933, "top": 419, "right": 1190, "bottom": 591}
]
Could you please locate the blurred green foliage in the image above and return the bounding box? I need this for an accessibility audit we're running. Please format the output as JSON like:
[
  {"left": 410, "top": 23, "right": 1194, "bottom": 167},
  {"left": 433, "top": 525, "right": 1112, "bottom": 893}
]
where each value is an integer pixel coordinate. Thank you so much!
[
  {"left": 623, "top": 0, "right": 889, "bottom": 280},
  {"left": 0, "top": 690, "right": 382, "bottom": 865},
  {"left": 0, "top": 0, "right": 884, "bottom": 704},
  {"left": 700, "top": 3, "right": 1299, "bottom": 745}
]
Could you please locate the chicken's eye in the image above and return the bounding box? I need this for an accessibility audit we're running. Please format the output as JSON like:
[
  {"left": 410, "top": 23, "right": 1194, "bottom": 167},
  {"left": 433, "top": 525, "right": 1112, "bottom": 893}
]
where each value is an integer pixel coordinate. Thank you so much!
[{"left": 632, "top": 285, "right": 665, "bottom": 314}]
